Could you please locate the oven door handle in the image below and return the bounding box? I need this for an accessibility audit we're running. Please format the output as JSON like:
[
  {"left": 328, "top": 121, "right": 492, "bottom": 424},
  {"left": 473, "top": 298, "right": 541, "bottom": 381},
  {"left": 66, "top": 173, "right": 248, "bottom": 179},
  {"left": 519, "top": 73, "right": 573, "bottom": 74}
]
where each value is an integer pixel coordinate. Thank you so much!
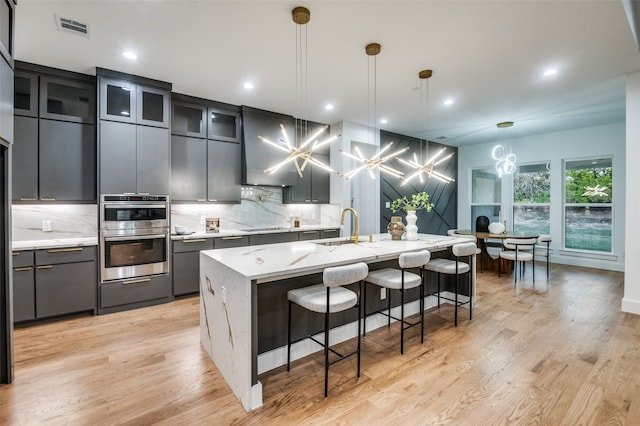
[
  {"left": 103, "top": 204, "right": 168, "bottom": 210},
  {"left": 103, "top": 234, "right": 167, "bottom": 242}
]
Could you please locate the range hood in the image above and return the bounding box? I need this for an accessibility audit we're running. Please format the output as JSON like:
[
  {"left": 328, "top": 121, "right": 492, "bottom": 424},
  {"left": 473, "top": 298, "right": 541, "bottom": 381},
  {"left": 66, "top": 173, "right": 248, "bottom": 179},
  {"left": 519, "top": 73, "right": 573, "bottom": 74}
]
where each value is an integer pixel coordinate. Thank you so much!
[{"left": 241, "top": 106, "right": 297, "bottom": 187}]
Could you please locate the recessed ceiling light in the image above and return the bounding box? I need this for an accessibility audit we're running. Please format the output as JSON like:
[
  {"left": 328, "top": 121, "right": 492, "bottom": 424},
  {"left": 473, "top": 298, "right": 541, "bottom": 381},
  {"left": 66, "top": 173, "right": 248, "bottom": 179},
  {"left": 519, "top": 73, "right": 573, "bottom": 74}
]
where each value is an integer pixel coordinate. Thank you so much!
[
  {"left": 380, "top": 118, "right": 388, "bottom": 124},
  {"left": 123, "top": 51, "right": 137, "bottom": 60},
  {"left": 243, "top": 82, "right": 254, "bottom": 89},
  {"left": 325, "top": 104, "right": 334, "bottom": 110},
  {"left": 444, "top": 99, "right": 454, "bottom": 106},
  {"left": 544, "top": 68, "right": 557, "bottom": 76}
]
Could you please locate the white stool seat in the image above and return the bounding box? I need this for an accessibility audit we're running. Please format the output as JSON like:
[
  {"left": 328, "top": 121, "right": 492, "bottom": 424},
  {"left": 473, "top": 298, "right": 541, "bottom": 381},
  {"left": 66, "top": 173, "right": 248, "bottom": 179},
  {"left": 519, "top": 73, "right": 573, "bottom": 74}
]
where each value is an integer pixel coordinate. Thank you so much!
[
  {"left": 499, "top": 251, "right": 533, "bottom": 262},
  {"left": 365, "top": 268, "right": 422, "bottom": 290},
  {"left": 288, "top": 285, "right": 357, "bottom": 313},
  {"left": 424, "top": 258, "right": 470, "bottom": 274}
]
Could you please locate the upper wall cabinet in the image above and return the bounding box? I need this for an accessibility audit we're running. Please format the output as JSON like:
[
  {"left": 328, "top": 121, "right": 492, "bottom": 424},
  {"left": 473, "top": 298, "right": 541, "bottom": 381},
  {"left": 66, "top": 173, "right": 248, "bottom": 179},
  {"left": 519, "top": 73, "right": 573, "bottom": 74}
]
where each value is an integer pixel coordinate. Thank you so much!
[
  {"left": 208, "top": 106, "right": 240, "bottom": 143},
  {"left": 99, "top": 77, "right": 169, "bottom": 128},
  {"left": 0, "top": 0, "right": 15, "bottom": 62},
  {"left": 172, "top": 100, "right": 207, "bottom": 138},
  {"left": 242, "top": 106, "right": 297, "bottom": 187},
  {"left": 39, "top": 76, "right": 95, "bottom": 124},
  {"left": 14, "top": 71, "right": 37, "bottom": 117}
]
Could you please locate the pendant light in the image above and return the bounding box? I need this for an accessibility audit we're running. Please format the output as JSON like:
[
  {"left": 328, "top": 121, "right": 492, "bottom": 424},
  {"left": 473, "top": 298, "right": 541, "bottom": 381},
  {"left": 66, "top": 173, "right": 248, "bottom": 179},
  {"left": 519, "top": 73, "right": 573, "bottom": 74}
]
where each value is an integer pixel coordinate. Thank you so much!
[
  {"left": 341, "top": 42, "right": 406, "bottom": 180},
  {"left": 261, "top": 6, "right": 338, "bottom": 178},
  {"left": 398, "top": 69, "right": 455, "bottom": 185}
]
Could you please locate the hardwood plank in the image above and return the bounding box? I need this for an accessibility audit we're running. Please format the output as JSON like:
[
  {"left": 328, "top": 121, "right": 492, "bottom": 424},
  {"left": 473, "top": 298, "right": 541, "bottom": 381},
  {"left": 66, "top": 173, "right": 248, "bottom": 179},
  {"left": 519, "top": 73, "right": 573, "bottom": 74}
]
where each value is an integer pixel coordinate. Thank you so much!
[{"left": 3, "top": 264, "right": 639, "bottom": 424}]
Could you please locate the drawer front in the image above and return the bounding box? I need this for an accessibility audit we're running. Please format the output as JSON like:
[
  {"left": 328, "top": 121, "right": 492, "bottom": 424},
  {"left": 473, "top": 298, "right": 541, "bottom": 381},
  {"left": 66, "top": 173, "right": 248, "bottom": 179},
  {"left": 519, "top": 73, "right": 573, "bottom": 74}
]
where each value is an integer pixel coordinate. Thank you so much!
[
  {"left": 172, "top": 238, "right": 214, "bottom": 253},
  {"left": 12, "top": 250, "right": 34, "bottom": 268},
  {"left": 298, "top": 230, "right": 321, "bottom": 241},
  {"left": 36, "top": 246, "right": 97, "bottom": 265},
  {"left": 249, "top": 232, "right": 298, "bottom": 246},
  {"left": 35, "top": 261, "right": 97, "bottom": 318},
  {"left": 214, "top": 235, "right": 249, "bottom": 248},
  {"left": 100, "top": 274, "right": 171, "bottom": 308},
  {"left": 321, "top": 229, "right": 340, "bottom": 239}
]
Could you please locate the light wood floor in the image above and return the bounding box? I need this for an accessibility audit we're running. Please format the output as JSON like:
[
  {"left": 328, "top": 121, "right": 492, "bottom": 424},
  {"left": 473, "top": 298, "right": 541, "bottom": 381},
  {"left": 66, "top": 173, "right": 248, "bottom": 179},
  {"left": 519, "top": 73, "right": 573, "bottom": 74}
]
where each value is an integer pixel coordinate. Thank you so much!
[{"left": 1, "top": 263, "right": 637, "bottom": 425}]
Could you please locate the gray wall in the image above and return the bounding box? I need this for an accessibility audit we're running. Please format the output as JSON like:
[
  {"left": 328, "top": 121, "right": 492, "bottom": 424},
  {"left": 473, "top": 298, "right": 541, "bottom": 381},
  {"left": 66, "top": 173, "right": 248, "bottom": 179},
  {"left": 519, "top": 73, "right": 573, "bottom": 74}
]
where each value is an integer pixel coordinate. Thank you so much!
[{"left": 379, "top": 130, "right": 458, "bottom": 235}]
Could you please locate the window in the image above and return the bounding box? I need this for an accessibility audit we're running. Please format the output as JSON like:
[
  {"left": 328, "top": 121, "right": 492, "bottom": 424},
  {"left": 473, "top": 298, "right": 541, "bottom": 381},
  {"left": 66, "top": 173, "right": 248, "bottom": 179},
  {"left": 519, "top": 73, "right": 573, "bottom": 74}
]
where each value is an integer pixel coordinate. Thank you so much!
[
  {"left": 471, "top": 168, "right": 501, "bottom": 230},
  {"left": 513, "top": 163, "right": 550, "bottom": 235},
  {"left": 564, "top": 158, "right": 612, "bottom": 252}
]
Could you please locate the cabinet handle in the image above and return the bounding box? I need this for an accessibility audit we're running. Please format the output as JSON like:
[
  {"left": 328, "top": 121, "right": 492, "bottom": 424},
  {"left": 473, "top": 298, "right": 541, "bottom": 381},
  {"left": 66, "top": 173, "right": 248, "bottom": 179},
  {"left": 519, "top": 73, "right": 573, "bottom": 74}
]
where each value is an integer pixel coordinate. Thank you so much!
[
  {"left": 19, "top": 197, "right": 37, "bottom": 201},
  {"left": 222, "top": 236, "right": 243, "bottom": 240},
  {"left": 312, "top": 200, "right": 319, "bottom": 203},
  {"left": 183, "top": 239, "right": 207, "bottom": 243},
  {"left": 302, "top": 231, "right": 317, "bottom": 234},
  {"left": 12, "top": 252, "right": 21, "bottom": 256},
  {"left": 304, "top": 199, "right": 312, "bottom": 203},
  {"left": 47, "top": 247, "right": 84, "bottom": 253},
  {"left": 137, "top": 192, "right": 150, "bottom": 196},
  {"left": 122, "top": 278, "right": 151, "bottom": 285},
  {"left": 196, "top": 199, "right": 206, "bottom": 202},
  {"left": 209, "top": 199, "right": 218, "bottom": 202},
  {"left": 36, "top": 265, "right": 53, "bottom": 269},
  {"left": 123, "top": 193, "right": 136, "bottom": 196},
  {"left": 14, "top": 267, "right": 33, "bottom": 272},
  {"left": 40, "top": 197, "right": 56, "bottom": 201}
]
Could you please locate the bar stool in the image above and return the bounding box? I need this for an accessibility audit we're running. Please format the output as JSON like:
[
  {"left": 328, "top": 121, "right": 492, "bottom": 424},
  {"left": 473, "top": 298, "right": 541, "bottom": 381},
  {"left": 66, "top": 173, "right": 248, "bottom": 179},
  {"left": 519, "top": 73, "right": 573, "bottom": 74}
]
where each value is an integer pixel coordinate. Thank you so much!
[
  {"left": 535, "top": 235, "right": 552, "bottom": 280},
  {"left": 363, "top": 250, "right": 430, "bottom": 354},
  {"left": 423, "top": 242, "right": 476, "bottom": 327},
  {"left": 287, "top": 262, "right": 368, "bottom": 397},
  {"left": 499, "top": 238, "right": 536, "bottom": 285},
  {"left": 448, "top": 229, "right": 483, "bottom": 273}
]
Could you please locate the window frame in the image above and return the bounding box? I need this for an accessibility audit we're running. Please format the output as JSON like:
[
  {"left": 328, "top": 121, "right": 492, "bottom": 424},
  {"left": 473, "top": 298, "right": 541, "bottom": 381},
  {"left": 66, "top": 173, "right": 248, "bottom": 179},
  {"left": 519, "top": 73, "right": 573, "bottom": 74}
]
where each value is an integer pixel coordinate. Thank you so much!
[{"left": 512, "top": 162, "right": 551, "bottom": 236}]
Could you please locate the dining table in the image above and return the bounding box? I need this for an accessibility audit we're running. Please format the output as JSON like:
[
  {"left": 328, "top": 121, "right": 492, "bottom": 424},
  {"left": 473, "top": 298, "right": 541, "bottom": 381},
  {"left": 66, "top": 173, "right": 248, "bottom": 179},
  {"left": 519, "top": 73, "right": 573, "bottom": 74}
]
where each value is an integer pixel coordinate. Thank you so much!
[{"left": 454, "top": 229, "right": 540, "bottom": 272}]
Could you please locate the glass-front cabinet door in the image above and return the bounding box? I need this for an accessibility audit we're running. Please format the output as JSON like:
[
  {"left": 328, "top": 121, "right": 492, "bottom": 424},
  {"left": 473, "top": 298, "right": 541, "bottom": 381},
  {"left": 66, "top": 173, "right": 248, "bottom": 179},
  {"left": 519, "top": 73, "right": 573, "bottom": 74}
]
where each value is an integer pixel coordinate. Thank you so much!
[
  {"left": 208, "top": 107, "right": 240, "bottom": 143},
  {"left": 172, "top": 101, "right": 206, "bottom": 138},
  {"left": 99, "top": 78, "right": 137, "bottom": 123},
  {"left": 14, "top": 71, "right": 38, "bottom": 117},
  {"left": 39, "top": 76, "right": 95, "bottom": 124},
  {"left": 137, "top": 85, "right": 169, "bottom": 128}
]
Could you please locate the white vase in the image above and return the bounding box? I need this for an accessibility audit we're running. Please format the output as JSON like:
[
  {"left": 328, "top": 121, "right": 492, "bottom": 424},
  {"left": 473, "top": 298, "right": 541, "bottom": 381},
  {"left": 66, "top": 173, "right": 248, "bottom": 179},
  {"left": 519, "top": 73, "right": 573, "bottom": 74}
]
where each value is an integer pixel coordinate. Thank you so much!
[{"left": 405, "top": 210, "right": 418, "bottom": 241}]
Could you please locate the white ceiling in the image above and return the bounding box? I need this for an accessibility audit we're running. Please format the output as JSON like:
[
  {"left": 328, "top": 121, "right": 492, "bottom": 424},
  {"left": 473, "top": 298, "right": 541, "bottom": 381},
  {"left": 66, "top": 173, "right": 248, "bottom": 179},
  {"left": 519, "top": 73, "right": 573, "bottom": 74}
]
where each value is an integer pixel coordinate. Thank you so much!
[{"left": 14, "top": 0, "right": 640, "bottom": 146}]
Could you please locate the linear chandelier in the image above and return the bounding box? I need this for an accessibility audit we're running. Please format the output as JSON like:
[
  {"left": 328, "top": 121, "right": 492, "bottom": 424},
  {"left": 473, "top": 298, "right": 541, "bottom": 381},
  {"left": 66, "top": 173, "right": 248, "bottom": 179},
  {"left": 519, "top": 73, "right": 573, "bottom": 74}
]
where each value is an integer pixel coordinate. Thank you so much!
[
  {"left": 260, "top": 124, "right": 338, "bottom": 177},
  {"left": 340, "top": 141, "right": 408, "bottom": 180},
  {"left": 261, "top": 6, "right": 339, "bottom": 178}
]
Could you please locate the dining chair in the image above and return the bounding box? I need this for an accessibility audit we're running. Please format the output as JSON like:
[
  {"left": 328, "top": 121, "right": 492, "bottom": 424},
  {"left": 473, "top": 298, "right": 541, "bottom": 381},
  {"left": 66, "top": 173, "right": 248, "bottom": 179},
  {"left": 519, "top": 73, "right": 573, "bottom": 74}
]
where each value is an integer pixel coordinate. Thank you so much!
[{"left": 499, "top": 238, "right": 536, "bottom": 285}]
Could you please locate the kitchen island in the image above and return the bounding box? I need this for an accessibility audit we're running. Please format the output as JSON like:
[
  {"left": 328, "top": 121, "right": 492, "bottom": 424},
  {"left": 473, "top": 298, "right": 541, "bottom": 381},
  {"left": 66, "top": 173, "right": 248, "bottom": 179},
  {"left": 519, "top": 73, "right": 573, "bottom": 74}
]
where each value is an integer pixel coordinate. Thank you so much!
[{"left": 199, "top": 233, "right": 475, "bottom": 411}]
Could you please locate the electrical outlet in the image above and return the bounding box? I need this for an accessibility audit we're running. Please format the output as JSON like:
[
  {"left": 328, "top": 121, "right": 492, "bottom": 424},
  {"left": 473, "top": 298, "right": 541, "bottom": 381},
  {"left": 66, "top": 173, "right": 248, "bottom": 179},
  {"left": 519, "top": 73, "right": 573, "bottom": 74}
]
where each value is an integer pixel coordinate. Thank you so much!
[
  {"left": 200, "top": 215, "right": 207, "bottom": 225},
  {"left": 380, "top": 287, "right": 386, "bottom": 300},
  {"left": 385, "top": 202, "right": 391, "bottom": 208},
  {"left": 221, "top": 286, "right": 227, "bottom": 303},
  {"left": 42, "top": 220, "right": 52, "bottom": 232}
]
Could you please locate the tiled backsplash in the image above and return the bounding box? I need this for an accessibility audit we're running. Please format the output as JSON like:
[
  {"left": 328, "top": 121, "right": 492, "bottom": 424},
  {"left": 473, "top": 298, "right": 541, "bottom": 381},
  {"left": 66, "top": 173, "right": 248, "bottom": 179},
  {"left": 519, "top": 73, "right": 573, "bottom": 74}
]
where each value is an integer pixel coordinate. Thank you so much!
[
  {"left": 171, "top": 186, "right": 341, "bottom": 233},
  {"left": 12, "top": 204, "right": 98, "bottom": 241},
  {"left": 12, "top": 187, "right": 342, "bottom": 241}
]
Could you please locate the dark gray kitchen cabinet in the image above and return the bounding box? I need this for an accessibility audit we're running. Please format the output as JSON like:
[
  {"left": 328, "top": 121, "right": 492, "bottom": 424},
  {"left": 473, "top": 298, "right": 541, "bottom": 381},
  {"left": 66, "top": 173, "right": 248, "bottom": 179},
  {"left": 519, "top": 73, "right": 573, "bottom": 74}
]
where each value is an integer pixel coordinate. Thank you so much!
[
  {"left": 208, "top": 106, "right": 240, "bottom": 143},
  {"left": 214, "top": 235, "right": 249, "bottom": 248},
  {"left": 12, "top": 117, "right": 96, "bottom": 202},
  {"left": 172, "top": 101, "right": 206, "bottom": 138},
  {"left": 172, "top": 238, "right": 214, "bottom": 296},
  {"left": 39, "top": 76, "right": 95, "bottom": 124},
  {"left": 100, "top": 120, "right": 169, "bottom": 195},
  {"left": 39, "top": 119, "right": 95, "bottom": 201},
  {"left": 12, "top": 116, "right": 37, "bottom": 201},
  {"left": 13, "top": 246, "right": 97, "bottom": 322},
  {"left": 0, "top": 54, "right": 13, "bottom": 142},
  {"left": 249, "top": 232, "right": 298, "bottom": 246},
  {"left": 207, "top": 140, "right": 241, "bottom": 203},
  {"left": 99, "top": 274, "right": 171, "bottom": 312},
  {"left": 321, "top": 228, "right": 340, "bottom": 239},
  {"left": 283, "top": 153, "right": 330, "bottom": 204},
  {"left": 14, "top": 70, "right": 37, "bottom": 117},
  {"left": 170, "top": 135, "right": 206, "bottom": 201},
  {"left": 298, "top": 230, "right": 321, "bottom": 241},
  {"left": 12, "top": 250, "right": 35, "bottom": 322},
  {"left": 99, "top": 77, "right": 169, "bottom": 128}
]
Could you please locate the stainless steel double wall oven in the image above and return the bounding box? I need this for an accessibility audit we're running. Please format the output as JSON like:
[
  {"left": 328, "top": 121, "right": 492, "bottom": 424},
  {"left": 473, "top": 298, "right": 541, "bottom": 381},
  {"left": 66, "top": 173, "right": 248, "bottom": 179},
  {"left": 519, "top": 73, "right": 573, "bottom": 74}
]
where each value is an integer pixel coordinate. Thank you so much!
[{"left": 99, "top": 195, "right": 170, "bottom": 282}]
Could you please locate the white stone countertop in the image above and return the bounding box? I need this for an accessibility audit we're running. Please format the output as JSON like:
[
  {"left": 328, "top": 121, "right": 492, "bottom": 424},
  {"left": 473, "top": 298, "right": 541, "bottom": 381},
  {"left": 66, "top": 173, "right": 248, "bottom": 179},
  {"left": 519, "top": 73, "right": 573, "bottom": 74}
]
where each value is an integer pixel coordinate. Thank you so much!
[
  {"left": 171, "top": 224, "right": 339, "bottom": 240},
  {"left": 201, "top": 233, "right": 473, "bottom": 283},
  {"left": 12, "top": 237, "right": 99, "bottom": 251}
]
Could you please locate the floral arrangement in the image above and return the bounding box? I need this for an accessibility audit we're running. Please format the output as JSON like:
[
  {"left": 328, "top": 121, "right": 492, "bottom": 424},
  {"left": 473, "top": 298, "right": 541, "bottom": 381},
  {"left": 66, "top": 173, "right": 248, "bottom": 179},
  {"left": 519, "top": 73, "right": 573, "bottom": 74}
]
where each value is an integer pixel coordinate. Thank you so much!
[{"left": 390, "top": 192, "right": 434, "bottom": 213}]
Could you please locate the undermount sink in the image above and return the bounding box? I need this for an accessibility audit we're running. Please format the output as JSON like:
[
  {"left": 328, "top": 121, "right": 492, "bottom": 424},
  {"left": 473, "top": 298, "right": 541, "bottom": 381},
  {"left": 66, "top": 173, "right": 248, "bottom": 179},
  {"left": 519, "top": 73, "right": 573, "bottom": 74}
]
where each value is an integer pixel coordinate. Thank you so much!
[{"left": 316, "top": 239, "right": 357, "bottom": 246}]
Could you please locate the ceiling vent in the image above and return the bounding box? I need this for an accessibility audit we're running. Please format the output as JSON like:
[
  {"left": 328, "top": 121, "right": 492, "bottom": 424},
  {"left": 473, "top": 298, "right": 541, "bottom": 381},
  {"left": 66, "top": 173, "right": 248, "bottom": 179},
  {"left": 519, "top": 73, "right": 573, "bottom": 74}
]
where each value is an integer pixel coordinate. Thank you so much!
[{"left": 54, "top": 14, "right": 90, "bottom": 38}]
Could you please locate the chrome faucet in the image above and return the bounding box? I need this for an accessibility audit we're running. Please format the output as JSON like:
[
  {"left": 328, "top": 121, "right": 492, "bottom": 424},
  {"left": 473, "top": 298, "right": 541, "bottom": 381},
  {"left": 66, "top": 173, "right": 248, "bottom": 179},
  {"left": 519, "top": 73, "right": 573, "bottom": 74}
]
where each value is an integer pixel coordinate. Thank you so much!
[{"left": 340, "top": 208, "right": 359, "bottom": 244}]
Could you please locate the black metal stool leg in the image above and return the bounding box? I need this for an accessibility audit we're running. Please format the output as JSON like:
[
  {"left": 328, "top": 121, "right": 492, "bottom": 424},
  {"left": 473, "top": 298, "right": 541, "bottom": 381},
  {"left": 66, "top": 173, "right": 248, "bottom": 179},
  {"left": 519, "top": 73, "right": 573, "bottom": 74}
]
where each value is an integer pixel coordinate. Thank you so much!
[{"left": 287, "top": 300, "right": 292, "bottom": 371}]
